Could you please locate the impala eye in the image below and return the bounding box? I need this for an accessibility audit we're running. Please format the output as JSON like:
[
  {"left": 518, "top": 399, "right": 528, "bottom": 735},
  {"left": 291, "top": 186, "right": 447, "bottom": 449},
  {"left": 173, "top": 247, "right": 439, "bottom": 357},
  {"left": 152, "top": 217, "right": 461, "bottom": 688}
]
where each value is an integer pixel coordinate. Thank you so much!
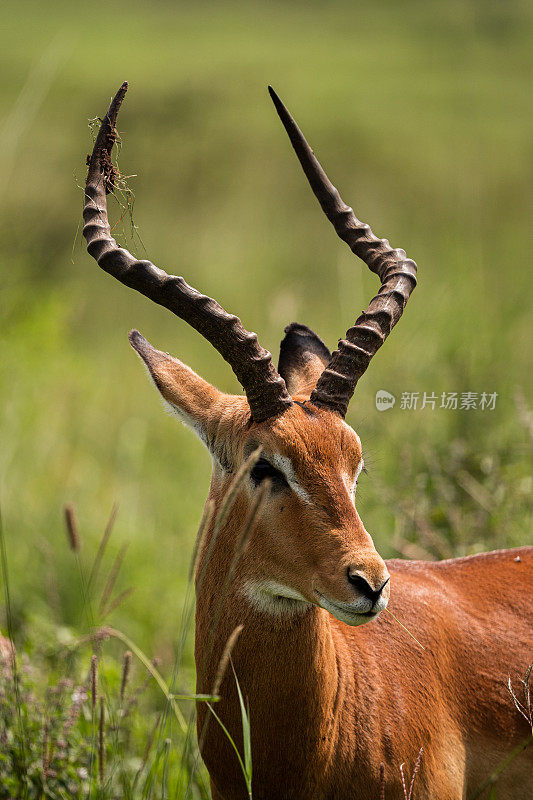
[{"left": 250, "top": 458, "right": 289, "bottom": 489}]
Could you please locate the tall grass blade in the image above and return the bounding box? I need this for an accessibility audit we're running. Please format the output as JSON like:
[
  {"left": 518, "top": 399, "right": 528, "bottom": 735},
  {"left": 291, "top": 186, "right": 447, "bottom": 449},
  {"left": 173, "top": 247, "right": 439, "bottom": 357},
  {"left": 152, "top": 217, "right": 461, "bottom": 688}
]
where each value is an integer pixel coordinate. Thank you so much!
[
  {"left": 206, "top": 704, "right": 250, "bottom": 797},
  {"left": 99, "top": 542, "right": 129, "bottom": 616},
  {"left": 88, "top": 501, "right": 118, "bottom": 591},
  {"left": 131, "top": 712, "right": 162, "bottom": 794},
  {"left": 161, "top": 737, "right": 171, "bottom": 800},
  {"left": 232, "top": 663, "right": 252, "bottom": 794},
  {"left": 104, "top": 627, "right": 217, "bottom": 731},
  {"left": 100, "top": 586, "right": 135, "bottom": 620},
  {"left": 468, "top": 732, "right": 533, "bottom": 799}
]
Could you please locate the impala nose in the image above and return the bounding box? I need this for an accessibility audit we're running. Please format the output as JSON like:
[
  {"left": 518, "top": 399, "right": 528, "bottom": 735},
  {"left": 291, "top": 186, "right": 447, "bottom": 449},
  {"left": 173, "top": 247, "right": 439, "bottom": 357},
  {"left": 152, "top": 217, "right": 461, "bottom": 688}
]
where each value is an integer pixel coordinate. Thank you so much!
[{"left": 347, "top": 568, "right": 390, "bottom": 605}]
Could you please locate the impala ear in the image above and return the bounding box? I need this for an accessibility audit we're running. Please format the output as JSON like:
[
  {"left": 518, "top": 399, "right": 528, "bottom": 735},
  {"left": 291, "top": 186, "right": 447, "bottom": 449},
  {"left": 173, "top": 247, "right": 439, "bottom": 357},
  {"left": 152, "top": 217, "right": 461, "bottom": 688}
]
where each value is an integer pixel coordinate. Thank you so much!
[
  {"left": 278, "top": 323, "right": 331, "bottom": 398},
  {"left": 129, "top": 330, "right": 224, "bottom": 452}
]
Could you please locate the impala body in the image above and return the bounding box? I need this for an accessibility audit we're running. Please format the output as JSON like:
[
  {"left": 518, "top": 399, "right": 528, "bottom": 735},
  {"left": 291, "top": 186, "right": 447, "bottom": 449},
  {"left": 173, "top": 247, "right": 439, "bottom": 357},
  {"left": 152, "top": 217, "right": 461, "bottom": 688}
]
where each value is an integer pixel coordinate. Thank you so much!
[{"left": 83, "top": 84, "right": 533, "bottom": 799}]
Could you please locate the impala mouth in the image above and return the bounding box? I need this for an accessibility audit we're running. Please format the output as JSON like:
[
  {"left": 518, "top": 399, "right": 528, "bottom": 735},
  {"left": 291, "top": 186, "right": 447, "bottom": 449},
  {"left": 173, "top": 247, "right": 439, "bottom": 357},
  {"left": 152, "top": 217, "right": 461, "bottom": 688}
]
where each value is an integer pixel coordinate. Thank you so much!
[{"left": 315, "top": 590, "right": 384, "bottom": 626}]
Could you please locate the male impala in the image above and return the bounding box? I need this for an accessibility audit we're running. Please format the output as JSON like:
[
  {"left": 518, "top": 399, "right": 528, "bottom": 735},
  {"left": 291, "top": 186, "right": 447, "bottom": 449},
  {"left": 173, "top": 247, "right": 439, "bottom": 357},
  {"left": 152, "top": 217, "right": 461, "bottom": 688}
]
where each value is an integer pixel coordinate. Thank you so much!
[{"left": 83, "top": 84, "right": 532, "bottom": 799}]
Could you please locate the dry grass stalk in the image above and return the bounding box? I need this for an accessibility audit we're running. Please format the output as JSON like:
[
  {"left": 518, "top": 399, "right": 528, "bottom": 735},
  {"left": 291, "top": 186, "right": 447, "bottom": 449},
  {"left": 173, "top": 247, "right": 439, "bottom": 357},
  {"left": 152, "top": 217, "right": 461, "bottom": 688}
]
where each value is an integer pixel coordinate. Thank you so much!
[
  {"left": 36, "top": 537, "right": 62, "bottom": 619},
  {"left": 195, "top": 447, "right": 262, "bottom": 597},
  {"left": 409, "top": 747, "right": 424, "bottom": 797},
  {"left": 64, "top": 504, "right": 80, "bottom": 552},
  {"left": 400, "top": 747, "right": 423, "bottom": 800},
  {"left": 233, "top": 479, "right": 270, "bottom": 563},
  {"left": 197, "top": 476, "right": 270, "bottom": 689},
  {"left": 98, "top": 542, "right": 129, "bottom": 615},
  {"left": 507, "top": 664, "right": 533, "bottom": 729},
  {"left": 132, "top": 712, "right": 162, "bottom": 791},
  {"left": 400, "top": 762, "right": 407, "bottom": 798},
  {"left": 384, "top": 608, "right": 426, "bottom": 651},
  {"left": 89, "top": 501, "right": 119, "bottom": 589},
  {"left": 195, "top": 481, "right": 269, "bottom": 763},
  {"left": 196, "top": 625, "right": 245, "bottom": 762},
  {"left": 120, "top": 650, "right": 133, "bottom": 702},
  {"left": 189, "top": 499, "right": 215, "bottom": 581},
  {"left": 457, "top": 470, "right": 494, "bottom": 513},
  {"left": 212, "top": 625, "right": 244, "bottom": 699},
  {"left": 101, "top": 586, "right": 135, "bottom": 620},
  {"left": 90, "top": 655, "right": 98, "bottom": 711},
  {"left": 98, "top": 695, "right": 106, "bottom": 785}
]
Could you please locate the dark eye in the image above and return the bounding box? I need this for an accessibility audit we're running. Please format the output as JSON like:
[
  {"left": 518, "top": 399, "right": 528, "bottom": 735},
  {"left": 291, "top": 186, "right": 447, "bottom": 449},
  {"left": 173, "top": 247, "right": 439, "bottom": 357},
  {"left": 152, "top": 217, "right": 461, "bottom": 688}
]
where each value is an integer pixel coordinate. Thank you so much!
[{"left": 250, "top": 458, "right": 289, "bottom": 488}]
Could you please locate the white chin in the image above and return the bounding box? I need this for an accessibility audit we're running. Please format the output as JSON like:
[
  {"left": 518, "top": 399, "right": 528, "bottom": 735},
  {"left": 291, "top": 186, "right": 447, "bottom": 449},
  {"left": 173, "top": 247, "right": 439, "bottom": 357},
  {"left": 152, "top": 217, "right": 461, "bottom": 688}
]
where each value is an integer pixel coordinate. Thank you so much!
[
  {"left": 317, "top": 593, "right": 384, "bottom": 627},
  {"left": 330, "top": 608, "right": 379, "bottom": 627}
]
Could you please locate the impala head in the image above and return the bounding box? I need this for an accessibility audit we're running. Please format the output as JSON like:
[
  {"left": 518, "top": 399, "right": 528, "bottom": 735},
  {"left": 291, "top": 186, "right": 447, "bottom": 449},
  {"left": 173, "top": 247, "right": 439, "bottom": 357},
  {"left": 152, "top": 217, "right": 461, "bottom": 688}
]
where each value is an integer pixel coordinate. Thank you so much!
[{"left": 83, "top": 83, "right": 416, "bottom": 627}]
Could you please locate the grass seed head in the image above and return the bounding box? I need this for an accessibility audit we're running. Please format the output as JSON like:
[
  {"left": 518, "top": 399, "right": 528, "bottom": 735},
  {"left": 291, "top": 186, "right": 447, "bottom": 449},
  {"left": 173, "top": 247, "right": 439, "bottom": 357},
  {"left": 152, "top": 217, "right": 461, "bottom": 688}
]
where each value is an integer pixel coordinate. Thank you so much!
[
  {"left": 120, "top": 649, "right": 132, "bottom": 702},
  {"left": 64, "top": 504, "right": 80, "bottom": 552},
  {"left": 90, "top": 655, "right": 98, "bottom": 711}
]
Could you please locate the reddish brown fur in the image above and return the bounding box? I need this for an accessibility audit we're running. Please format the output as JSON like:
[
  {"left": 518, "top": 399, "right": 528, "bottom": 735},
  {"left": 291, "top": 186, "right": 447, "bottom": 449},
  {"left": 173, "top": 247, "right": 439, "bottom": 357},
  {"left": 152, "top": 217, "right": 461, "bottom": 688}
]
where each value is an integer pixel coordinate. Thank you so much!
[
  {"left": 86, "top": 85, "right": 532, "bottom": 799},
  {"left": 133, "top": 347, "right": 532, "bottom": 799},
  {"left": 199, "top": 551, "right": 532, "bottom": 800}
]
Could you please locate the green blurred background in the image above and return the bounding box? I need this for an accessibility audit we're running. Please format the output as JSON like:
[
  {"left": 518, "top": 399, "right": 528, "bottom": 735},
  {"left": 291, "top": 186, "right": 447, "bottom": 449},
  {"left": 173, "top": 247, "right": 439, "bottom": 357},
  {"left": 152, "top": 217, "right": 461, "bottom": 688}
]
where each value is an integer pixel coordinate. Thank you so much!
[{"left": 1, "top": 0, "right": 532, "bottom": 668}]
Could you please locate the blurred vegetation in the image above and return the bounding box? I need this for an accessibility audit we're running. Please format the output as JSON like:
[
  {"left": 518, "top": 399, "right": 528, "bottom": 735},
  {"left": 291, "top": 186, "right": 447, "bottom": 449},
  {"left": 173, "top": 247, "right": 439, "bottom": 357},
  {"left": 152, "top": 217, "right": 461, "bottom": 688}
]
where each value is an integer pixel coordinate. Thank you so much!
[
  {"left": 0, "top": 626, "right": 212, "bottom": 798},
  {"left": 0, "top": 0, "right": 532, "bottom": 794}
]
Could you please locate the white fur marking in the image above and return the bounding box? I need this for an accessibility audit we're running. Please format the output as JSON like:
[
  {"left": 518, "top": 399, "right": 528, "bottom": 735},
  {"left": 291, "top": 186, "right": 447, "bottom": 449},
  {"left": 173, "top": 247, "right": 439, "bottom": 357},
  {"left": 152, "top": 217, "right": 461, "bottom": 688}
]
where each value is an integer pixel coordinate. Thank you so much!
[
  {"left": 138, "top": 362, "right": 210, "bottom": 448},
  {"left": 343, "top": 459, "right": 364, "bottom": 503},
  {"left": 271, "top": 453, "right": 312, "bottom": 504},
  {"left": 162, "top": 399, "right": 209, "bottom": 446},
  {"left": 243, "top": 580, "right": 310, "bottom": 616}
]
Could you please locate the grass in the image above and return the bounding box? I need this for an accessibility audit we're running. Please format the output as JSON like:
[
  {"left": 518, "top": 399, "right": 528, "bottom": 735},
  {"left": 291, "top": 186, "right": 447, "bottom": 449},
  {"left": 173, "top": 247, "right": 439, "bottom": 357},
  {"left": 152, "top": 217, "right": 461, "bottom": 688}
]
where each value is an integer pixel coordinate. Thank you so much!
[
  {"left": 0, "top": 459, "right": 266, "bottom": 799},
  {"left": 0, "top": 500, "right": 212, "bottom": 799},
  {"left": 1, "top": 0, "right": 532, "bottom": 796}
]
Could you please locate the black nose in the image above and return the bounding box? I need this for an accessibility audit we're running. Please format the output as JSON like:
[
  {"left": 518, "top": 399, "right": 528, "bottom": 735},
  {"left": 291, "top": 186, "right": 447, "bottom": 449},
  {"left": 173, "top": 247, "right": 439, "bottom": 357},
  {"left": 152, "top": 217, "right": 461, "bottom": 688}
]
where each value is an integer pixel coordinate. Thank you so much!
[{"left": 347, "top": 570, "right": 389, "bottom": 603}]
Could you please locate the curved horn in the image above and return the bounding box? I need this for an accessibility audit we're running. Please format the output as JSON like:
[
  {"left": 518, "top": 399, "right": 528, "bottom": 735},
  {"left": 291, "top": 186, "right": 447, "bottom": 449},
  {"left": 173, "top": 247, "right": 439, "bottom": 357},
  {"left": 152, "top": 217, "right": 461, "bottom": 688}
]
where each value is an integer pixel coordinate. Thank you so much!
[
  {"left": 269, "top": 86, "right": 417, "bottom": 418},
  {"left": 83, "top": 83, "right": 292, "bottom": 423}
]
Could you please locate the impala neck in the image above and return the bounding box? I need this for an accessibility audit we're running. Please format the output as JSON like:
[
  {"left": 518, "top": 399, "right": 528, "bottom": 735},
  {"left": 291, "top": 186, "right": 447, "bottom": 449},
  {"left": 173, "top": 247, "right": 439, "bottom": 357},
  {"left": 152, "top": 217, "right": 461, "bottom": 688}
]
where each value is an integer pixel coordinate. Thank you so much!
[{"left": 195, "top": 505, "right": 352, "bottom": 797}]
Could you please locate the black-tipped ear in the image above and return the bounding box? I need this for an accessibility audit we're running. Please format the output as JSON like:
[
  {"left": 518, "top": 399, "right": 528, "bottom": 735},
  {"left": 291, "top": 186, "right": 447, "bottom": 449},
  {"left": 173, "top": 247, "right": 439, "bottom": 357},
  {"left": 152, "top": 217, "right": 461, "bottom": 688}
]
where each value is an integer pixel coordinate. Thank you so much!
[{"left": 278, "top": 323, "right": 331, "bottom": 398}]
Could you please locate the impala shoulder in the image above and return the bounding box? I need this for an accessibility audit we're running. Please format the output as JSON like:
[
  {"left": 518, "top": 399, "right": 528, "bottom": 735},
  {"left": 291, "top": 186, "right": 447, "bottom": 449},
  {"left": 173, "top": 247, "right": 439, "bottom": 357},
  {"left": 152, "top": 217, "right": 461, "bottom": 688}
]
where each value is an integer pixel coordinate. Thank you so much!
[
  {"left": 386, "top": 549, "right": 532, "bottom": 602},
  {"left": 433, "top": 546, "right": 533, "bottom": 572},
  {"left": 387, "top": 547, "right": 533, "bottom": 573}
]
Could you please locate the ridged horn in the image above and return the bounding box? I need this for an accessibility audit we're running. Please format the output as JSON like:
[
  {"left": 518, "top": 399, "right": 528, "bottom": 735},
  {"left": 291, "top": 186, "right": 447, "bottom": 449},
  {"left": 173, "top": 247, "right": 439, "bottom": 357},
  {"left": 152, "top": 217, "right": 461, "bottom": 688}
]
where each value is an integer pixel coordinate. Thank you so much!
[
  {"left": 269, "top": 86, "right": 417, "bottom": 418},
  {"left": 83, "top": 83, "right": 293, "bottom": 423}
]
